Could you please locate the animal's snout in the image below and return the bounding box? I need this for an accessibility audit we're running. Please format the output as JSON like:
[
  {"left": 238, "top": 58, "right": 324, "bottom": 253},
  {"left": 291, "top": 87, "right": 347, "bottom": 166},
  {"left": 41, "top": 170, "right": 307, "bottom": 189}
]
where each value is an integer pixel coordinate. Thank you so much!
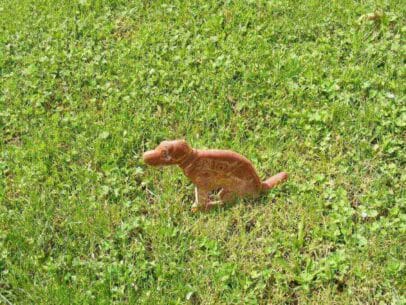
[{"left": 143, "top": 150, "right": 161, "bottom": 166}]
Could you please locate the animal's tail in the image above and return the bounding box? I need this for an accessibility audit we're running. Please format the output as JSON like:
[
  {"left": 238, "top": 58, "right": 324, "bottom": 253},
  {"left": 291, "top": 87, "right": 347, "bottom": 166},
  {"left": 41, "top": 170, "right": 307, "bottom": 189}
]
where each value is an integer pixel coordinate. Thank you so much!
[{"left": 261, "top": 172, "right": 288, "bottom": 191}]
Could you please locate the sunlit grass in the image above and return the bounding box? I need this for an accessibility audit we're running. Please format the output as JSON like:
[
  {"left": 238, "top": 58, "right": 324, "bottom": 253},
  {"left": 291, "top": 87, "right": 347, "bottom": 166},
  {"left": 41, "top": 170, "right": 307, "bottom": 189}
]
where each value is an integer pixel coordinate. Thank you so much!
[{"left": 1, "top": 0, "right": 405, "bottom": 304}]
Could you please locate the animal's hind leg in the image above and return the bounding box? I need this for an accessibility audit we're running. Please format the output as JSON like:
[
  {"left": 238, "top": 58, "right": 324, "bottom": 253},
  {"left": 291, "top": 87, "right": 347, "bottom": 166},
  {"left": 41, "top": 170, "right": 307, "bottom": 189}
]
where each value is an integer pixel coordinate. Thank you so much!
[
  {"left": 219, "top": 189, "right": 237, "bottom": 203},
  {"left": 235, "top": 180, "right": 262, "bottom": 199}
]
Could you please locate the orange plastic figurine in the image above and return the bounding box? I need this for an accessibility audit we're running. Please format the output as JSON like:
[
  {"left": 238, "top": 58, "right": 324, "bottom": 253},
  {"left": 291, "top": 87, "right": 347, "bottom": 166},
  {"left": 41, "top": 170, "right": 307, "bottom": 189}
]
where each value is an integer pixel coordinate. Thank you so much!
[{"left": 143, "top": 140, "right": 288, "bottom": 212}]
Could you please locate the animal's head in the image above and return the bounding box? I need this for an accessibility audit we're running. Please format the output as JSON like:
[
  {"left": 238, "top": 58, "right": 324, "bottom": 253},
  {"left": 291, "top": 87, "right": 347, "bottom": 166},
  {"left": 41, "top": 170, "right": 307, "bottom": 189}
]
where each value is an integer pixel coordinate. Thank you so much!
[{"left": 143, "top": 140, "right": 192, "bottom": 166}]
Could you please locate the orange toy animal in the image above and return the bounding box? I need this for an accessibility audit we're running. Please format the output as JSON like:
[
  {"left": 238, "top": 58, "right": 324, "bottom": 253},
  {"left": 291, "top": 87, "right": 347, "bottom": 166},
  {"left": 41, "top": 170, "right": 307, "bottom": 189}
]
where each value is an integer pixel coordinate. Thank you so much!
[{"left": 143, "top": 140, "right": 288, "bottom": 212}]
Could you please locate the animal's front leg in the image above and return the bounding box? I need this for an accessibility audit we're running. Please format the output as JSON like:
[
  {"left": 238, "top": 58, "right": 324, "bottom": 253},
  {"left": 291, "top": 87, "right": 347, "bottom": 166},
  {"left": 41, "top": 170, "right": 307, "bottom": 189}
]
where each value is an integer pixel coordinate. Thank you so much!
[{"left": 191, "top": 187, "right": 210, "bottom": 212}]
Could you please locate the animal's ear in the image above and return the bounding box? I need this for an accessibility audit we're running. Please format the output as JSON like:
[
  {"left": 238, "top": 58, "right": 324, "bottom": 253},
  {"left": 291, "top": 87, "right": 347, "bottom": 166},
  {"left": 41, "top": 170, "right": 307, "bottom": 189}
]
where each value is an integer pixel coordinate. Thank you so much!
[
  {"left": 180, "top": 139, "right": 190, "bottom": 147},
  {"left": 180, "top": 139, "right": 192, "bottom": 151}
]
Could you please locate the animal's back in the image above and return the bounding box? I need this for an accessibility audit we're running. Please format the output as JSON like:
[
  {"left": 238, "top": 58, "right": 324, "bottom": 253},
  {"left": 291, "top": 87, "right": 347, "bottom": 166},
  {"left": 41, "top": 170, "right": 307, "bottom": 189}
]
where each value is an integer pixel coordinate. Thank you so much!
[{"left": 185, "top": 149, "right": 262, "bottom": 191}]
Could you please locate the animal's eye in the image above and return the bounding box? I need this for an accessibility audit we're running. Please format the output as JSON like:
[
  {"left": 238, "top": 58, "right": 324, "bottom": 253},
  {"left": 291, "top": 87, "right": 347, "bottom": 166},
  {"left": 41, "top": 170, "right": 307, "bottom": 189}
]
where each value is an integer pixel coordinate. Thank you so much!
[{"left": 162, "top": 149, "right": 170, "bottom": 160}]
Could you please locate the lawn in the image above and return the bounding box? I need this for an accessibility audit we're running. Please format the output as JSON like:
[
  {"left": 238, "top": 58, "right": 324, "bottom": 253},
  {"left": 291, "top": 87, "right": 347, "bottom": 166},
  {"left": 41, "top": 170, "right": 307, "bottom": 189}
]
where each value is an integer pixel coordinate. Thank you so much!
[{"left": 1, "top": 0, "right": 405, "bottom": 304}]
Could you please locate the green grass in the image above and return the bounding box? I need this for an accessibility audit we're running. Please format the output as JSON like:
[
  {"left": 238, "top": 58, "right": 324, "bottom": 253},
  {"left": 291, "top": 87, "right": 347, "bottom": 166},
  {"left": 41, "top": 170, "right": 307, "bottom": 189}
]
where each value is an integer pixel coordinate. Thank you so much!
[{"left": 1, "top": 0, "right": 405, "bottom": 304}]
